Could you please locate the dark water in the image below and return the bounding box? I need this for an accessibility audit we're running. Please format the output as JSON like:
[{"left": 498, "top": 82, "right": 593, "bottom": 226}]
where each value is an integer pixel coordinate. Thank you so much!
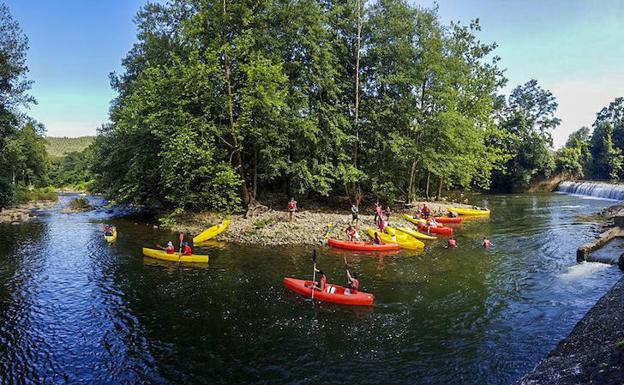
[{"left": 0, "top": 193, "right": 621, "bottom": 384}]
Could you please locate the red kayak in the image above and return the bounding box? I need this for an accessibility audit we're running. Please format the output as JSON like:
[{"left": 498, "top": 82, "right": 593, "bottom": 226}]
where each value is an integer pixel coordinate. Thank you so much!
[
  {"left": 433, "top": 216, "right": 463, "bottom": 224},
  {"left": 327, "top": 238, "right": 400, "bottom": 251},
  {"left": 417, "top": 223, "right": 453, "bottom": 236},
  {"left": 283, "top": 277, "right": 374, "bottom": 306}
]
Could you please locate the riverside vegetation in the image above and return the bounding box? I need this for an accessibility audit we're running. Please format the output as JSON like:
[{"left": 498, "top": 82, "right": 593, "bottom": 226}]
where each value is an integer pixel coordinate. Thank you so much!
[{"left": 1, "top": 1, "right": 623, "bottom": 221}]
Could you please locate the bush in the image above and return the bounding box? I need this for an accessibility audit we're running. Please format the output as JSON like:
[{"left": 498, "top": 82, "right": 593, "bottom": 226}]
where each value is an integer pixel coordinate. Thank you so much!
[
  {"left": 14, "top": 186, "right": 58, "bottom": 204},
  {"left": 68, "top": 197, "right": 91, "bottom": 210},
  {"left": 0, "top": 177, "right": 13, "bottom": 209},
  {"left": 254, "top": 217, "right": 273, "bottom": 229}
]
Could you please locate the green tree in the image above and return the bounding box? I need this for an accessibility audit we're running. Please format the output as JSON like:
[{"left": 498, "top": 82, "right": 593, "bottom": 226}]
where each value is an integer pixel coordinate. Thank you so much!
[{"left": 589, "top": 121, "right": 622, "bottom": 180}]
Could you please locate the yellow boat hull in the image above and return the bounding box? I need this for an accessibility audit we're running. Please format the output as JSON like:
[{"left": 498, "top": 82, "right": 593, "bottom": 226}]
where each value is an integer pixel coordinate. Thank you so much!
[
  {"left": 367, "top": 229, "right": 423, "bottom": 250},
  {"left": 142, "top": 248, "right": 209, "bottom": 263},
  {"left": 448, "top": 207, "right": 490, "bottom": 216},
  {"left": 193, "top": 219, "right": 231, "bottom": 243},
  {"left": 402, "top": 214, "right": 426, "bottom": 225},
  {"left": 104, "top": 228, "right": 117, "bottom": 243},
  {"left": 394, "top": 225, "right": 436, "bottom": 240}
]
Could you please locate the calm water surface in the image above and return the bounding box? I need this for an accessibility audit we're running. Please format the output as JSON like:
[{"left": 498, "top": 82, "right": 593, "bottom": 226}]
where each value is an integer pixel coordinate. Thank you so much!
[{"left": 0, "top": 193, "right": 621, "bottom": 384}]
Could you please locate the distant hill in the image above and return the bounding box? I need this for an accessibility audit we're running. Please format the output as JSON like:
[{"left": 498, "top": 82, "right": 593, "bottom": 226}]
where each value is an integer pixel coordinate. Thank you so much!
[{"left": 45, "top": 136, "right": 95, "bottom": 157}]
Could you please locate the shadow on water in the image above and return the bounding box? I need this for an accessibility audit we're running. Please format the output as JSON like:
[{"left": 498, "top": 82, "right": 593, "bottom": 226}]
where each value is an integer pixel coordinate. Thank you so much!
[{"left": 0, "top": 192, "right": 621, "bottom": 384}]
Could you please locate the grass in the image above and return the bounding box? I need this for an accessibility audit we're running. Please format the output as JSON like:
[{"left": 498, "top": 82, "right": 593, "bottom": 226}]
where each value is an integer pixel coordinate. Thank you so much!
[{"left": 254, "top": 217, "right": 273, "bottom": 229}]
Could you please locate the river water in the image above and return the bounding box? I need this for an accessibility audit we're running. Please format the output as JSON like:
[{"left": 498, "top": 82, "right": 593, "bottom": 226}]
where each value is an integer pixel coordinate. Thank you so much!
[{"left": 0, "top": 193, "right": 621, "bottom": 384}]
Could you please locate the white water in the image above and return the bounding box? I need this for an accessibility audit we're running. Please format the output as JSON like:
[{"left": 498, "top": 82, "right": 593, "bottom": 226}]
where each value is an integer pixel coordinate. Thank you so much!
[
  {"left": 559, "top": 262, "right": 612, "bottom": 281},
  {"left": 557, "top": 181, "right": 624, "bottom": 201}
]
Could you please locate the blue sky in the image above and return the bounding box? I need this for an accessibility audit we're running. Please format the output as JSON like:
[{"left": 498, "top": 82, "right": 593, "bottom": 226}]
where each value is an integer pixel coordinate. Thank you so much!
[{"left": 5, "top": 0, "right": 624, "bottom": 148}]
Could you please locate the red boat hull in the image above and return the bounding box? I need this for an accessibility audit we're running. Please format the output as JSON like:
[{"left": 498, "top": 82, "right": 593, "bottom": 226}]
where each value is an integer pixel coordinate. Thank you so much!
[
  {"left": 283, "top": 277, "right": 374, "bottom": 306},
  {"left": 327, "top": 238, "right": 400, "bottom": 251},
  {"left": 417, "top": 223, "right": 453, "bottom": 236},
  {"left": 433, "top": 216, "right": 463, "bottom": 224}
]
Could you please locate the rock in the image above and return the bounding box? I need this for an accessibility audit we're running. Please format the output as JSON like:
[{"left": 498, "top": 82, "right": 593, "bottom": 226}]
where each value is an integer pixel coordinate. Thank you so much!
[{"left": 619, "top": 254, "right": 624, "bottom": 272}]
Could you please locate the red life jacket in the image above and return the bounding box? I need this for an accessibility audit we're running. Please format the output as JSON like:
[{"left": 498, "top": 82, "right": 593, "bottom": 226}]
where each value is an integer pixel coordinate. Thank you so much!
[
  {"left": 319, "top": 275, "right": 326, "bottom": 289},
  {"left": 350, "top": 278, "right": 359, "bottom": 293},
  {"left": 288, "top": 201, "right": 296, "bottom": 210},
  {"left": 166, "top": 246, "right": 175, "bottom": 254},
  {"left": 183, "top": 245, "right": 192, "bottom": 256}
]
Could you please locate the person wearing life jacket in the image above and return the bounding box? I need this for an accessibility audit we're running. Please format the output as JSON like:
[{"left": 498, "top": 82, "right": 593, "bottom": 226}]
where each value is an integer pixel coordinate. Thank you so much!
[
  {"left": 345, "top": 225, "right": 356, "bottom": 241},
  {"left": 482, "top": 237, "right": 491, "bottom": 248},
  {"left": 288, "top": 197, "right": 297, "bottom": 222},
  {"left": 373, "top": 232, "right": 382, "bottom": 245},
  {"left": 104, "top": 225, "right": 113, "bottom": 236},
  {"left": 447, "top": 237, "right": 458, "bottom": 248},
  {"left": 345, "top": 270, "right": 359, "bottom": 295},
  {"left": 165, "top": 241, "right": 175, "bottom": 254},
  {"left": 311, "top": 268, "right": 327, "bottom": 291},
  {"left": 378, "top": 219, "right": 386, "bottom": 232},
  {"left": 384, "top": 206, "right": 392, "bottom": 221},
  {"left": 351, "top": 202, "right": 359, "bottom": 224},
  {"left": 353, "top": 223, "right": 361, "bottom": 240},
  {"left": 182, "top": 242, "right": 192, "bottom": 256}
]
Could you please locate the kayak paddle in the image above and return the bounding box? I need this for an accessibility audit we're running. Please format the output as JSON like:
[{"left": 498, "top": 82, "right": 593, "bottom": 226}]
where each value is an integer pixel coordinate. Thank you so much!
[
  {"left": 177, "top": 232, "right": 184, "bottom": 267},
  {"left": 311, "top": 249, "right": 317, "bottom": 301}
]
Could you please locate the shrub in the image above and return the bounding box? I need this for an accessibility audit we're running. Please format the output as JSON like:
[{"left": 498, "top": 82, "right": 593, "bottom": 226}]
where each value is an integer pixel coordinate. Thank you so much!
[{"left": 69, "top": 197, "right": 91, "bottom": 210}]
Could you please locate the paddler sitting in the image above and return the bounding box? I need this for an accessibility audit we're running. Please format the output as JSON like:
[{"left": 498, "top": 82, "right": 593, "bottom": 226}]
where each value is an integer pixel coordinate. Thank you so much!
[
  {"left": 345, "top": 270, "right": 359, "bottom": 295},
  {"left": 182, "top": 242, "right": 192, "bottom": 256},
  {"left": 310, "top": 268, "right": 327, "bottom": 291},
  {"left": 104, "top": 225, "right": 114, "bottom": 236},
  {"left": 165, "top": 241, "right": 175, "bottom": 254},
  {"left": 345, "top": 225, "right": 357, "bottom": 242},
  {"left": 426, "top": 217, "right": 438, "bottom": 227}
]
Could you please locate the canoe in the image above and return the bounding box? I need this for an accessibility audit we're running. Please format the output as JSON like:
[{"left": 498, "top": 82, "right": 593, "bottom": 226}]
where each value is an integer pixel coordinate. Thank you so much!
[
  {"left": 433, "top": 216, "right": 463, "bottom": 224},
  {"left": 417, "top": 223, "right": 453, "bottom": 236},
  {"left": 104, "top": 227, "right": 117, "bottom": 243},
  {"left": 394, "top": 226, "right": 437, "bottom": 240},
  {"left": 403, "top": 214, "right": 426, "bottom": 225},
  {"left": 448, "top": 207, "right": 490, "bottom": 216},
  {"left": 193, "top": 219, "right": 231, "bottom": 243},
  {"left": 283, "top": 277, "right": 374, "bottom": 306},
  {"left": 327, "top": 238, "right": 400, "bottom": 252},
  {"left": 142, "top": 247, "right": 209, "bottom": 263},
  {"left": 367, "top": 229, "right": 424, "bottom": 250}
]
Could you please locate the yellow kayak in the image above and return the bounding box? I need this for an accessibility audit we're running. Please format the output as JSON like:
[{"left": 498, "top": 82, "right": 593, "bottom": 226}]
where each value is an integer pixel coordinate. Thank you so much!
[
  {"left": 142, "top": 247, "right": 209, "bottom": 263},
  {"left": 393, "top": 225, "right": 437, "bottom": 240},
  {"left": 367, "top": 229, "right": 424, "bottom": 250},
  {"left": 104, "top": 227, "right": 117, "bottom": 243},
  {"left": 402, "top": 214, "right": 426, "bottom": 226},
  {"left": 193, "top": 219, "right": 230, "bottom": 243},
  {"left": 448, "top": 207, "right": 490, "bottom": 216}
]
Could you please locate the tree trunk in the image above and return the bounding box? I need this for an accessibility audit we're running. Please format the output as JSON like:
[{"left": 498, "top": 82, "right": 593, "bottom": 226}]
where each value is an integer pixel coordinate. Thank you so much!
[
  {"left": 436, "top": 176, "right": 443, "bottom": 200},
  {"left": 425, "top": 171, "right": 431, "bottom": 201},
  {"left": 222, "top": 0, "right": 252, "bottom": 207},
  {"left": 408, "top": 160, "right": 417, "bottom": 202},
  {"left": 353, "top": 0, "right": 362, "bottom": 170}
]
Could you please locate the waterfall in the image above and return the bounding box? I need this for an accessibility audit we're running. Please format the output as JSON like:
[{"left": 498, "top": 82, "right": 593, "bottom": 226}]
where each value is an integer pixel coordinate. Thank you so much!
[{"left": 557, "top": 181, "right": 624, "bottom": 200}]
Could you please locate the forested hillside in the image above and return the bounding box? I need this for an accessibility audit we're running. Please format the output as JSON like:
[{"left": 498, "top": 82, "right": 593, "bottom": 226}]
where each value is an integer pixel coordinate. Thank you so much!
[{"left": 45, "top": 136, "right": 95, "bottom": 157}]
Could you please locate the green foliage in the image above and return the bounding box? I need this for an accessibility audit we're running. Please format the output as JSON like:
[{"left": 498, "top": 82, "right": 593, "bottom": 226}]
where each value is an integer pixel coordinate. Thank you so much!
[
  {"left": 13, "top": 186, "right": 57, "bottom": 204},
  {"left": 68, "top": 197, "right": 90, "bottom": 210},
  {"left": 48, "top": 149, "right": 94, "bottom": 189},
  {"left": 0, "top": 176, "right": 12, "bottom": 209},
  {"left": 45, "top": 136, "right": 95, "bottom": 157},
  {"left": 254, "top": 217, "right": 273, "bottom": 230}
]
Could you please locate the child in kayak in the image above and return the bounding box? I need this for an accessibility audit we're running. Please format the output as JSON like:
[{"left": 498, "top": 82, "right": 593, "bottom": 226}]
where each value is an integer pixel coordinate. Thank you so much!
[
  {"left": 345, "top": 225, "right": 356, "bottom": 241},
  {"left": 345, "top": 270, "right": 359, "bottom": 295},
  {"left": 311, "top": 268, "right": 327, "bottom": 291},
  {"left": 182, "top": 242, "right": 192, "bottom": 256},
  {"left": 165, "top": 241, "right": 175, "bottom": 254},
  {"left": 372, "top": 232, "right": 382, "bottom": 245}
]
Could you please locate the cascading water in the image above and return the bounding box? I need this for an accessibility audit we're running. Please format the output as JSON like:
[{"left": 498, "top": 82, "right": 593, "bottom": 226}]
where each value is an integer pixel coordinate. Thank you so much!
[{"left": 557, "top": 181, "right": 624, "bottom": 200}]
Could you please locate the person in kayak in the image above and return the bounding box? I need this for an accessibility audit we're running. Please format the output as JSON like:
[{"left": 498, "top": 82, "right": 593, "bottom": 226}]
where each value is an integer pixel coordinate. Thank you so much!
[
  {"left": 345, "top": 225, "right": 356, "bottom": 241},
  {"left": 165, "top": 241, "right": 175, "bottom": 254},
  {"left": 345, "top": 270, "right": 359, "bottom": 295},
  {"left": 427, "top": 217, "right": 439, "bottom": 227},
  {"left": 288, "top": 197, "right": 297, "bottom": 222},
  {"left": 482, "top": 237, "right": 491, "bottom": 248},
  {"left": 447, "top": 237, "right": 457, "bottom": 248},
  {"left": 182, "top": 242, "right": 192, "bottom": 256},
  {"left": 311, "top": 268, "right": 327, "bottom": 291},
  {"left": 104, "top": 225, "right": 114, "bottom": 236},
  {"left": 353, "top": 223, "right": 361, "bottom": 240}
]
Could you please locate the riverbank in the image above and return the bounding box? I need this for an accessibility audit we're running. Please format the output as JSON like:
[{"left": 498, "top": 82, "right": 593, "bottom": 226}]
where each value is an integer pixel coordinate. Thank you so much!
[
  {"left": 0, "top": 200, "right": 58, "bottom": 224},
  {"left": 517, "top": 275, "right": 624, "bottom": 385},
  {"left": 166, "top": 200, "right": 474, "bottom": 246}
]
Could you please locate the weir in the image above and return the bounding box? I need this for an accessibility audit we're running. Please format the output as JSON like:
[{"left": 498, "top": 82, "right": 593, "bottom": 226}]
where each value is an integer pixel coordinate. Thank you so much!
[{"left": 557, "top": 180, "right": 624, "bottom": 201}]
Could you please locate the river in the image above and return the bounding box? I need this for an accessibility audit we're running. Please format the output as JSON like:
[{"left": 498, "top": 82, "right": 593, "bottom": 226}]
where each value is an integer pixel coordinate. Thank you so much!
[{"left": 0, "top": 193, "right": 621, "bottom": 384}]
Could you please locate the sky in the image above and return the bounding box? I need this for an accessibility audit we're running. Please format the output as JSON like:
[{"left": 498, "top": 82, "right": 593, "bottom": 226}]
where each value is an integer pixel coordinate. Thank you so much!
[{"left": 4, "top": 0, "right": 624, "bottom": 148}]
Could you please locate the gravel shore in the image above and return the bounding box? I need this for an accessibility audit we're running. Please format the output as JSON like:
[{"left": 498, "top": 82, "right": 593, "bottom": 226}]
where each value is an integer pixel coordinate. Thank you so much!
[
  {"left": 168, "top": 200, "right": 474, "bottom": 246},
  {"left": 0, "top": 201, "right": 58, "bottom": 224}
]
